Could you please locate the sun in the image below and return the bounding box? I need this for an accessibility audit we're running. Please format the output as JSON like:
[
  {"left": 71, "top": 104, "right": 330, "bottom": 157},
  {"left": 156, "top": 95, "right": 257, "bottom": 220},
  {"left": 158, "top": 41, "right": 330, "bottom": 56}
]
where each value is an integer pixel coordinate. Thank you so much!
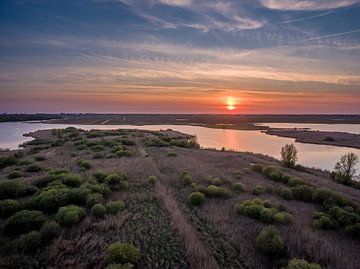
[{"left": 226, "top": 96, "right": 236, "bottom": 111}]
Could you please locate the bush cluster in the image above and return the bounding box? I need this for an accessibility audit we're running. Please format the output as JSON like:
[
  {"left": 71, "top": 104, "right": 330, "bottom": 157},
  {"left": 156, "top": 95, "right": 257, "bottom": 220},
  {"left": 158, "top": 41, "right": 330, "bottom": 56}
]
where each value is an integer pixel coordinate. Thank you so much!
[
  {"left": 232, "top": 182, "right": 245, "bottom": 193},
  {"left": 77, "top": 160, "right": 92, "bottom": 170},
  {"left": 188, "top": 192, "right": 206, "bottom": 206},
  {"left": 166, "top": 152, "right": 177, "bottom": 157},
  {"left": 0, "top": 155, "right": 17, "bottom": 168},
  {"left": 26, "top": 164, "right": 42, "bottom": 172},
  {"left": 7, "top": 170, "right": 23, "bottom": 179},
  {"left": 256, "top": 226, "right": 285, "bottom": 258},
  {"left": 16, "top": 231, "right": 42, "bottom": 253},
  {"left": 235, "top": 199, "right": 293, "bottom": 224},
  {"left": 106, "top": 242, "right": 140, "bottom": 265},
  {"left": 0, "top": 180, "right": 27, "bottom": 199},
  {"left": 312, "top": 205, "right": 360, "bottom": 237},
  {"left": 0, "top": 199, "right": 21, "bottom": 218},
  {"left": 40, "top": 220, "right": 62, "bottom": 242},
  {"left": 250, "top": 163, "right": 264, "bottom": 173},
  {"left": 180, "top": 171, "right": 193, "bottom": 185},
  {"left": 56, "top": 205, "right": 86, "bottom": 227},
  {"left": 204, "top": 185, "right": 231, "bottom": 198},
  {"left": 4, "top": 210, "right": 46, "bottom": 235},
  {"left": 105, "top": 173, "right": 129, "bottom": 191},
  {"left": 285, "top": 259, "right": 321, "bottom": 269},
  {"left": 106, "top": 201, "right": 125, "bottom": 214},
  {"left": 31, "top": 187, "right": 85, "bottom": 213},
  {"left": 91, "top": 203, "right": 107, "bottom": 218}
]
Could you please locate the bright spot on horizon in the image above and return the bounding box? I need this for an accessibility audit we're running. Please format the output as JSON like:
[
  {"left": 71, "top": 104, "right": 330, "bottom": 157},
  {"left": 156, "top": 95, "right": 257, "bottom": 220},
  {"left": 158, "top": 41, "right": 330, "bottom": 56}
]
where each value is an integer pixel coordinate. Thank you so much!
[{"left": 227, "top": 96, "right": 236, "bottom": 111}]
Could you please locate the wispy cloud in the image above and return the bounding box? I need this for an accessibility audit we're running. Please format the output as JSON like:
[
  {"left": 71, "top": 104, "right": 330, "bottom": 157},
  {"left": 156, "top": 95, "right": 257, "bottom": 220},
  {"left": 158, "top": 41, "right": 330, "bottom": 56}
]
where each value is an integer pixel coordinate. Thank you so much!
[{"left": 261, "top": 0, "right": 360, "bottom": 10}]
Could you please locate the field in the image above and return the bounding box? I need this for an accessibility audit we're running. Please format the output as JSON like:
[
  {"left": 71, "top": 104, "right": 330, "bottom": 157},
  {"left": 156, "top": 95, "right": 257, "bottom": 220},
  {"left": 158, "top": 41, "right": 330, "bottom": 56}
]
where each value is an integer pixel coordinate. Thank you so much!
[{"left": 0, "top": 127, "right": 359, "bottom": 269}]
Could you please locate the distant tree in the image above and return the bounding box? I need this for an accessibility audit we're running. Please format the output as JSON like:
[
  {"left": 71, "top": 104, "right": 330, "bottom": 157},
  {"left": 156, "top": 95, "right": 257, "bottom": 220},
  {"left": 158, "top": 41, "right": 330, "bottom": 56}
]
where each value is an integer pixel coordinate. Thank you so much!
[
  {"left": 280, "top": 144, "right": 298, "bottom": 168},
  {"left": 331, "top": 152, "right": 359, "bottom": 185}
]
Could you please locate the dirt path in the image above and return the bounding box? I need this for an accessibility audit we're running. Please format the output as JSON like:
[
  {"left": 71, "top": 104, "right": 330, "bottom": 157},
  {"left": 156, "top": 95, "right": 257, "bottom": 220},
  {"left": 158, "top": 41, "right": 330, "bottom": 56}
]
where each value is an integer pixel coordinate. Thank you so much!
[{"left": 138, "top": 146, "right": 219, "bottom": 269}]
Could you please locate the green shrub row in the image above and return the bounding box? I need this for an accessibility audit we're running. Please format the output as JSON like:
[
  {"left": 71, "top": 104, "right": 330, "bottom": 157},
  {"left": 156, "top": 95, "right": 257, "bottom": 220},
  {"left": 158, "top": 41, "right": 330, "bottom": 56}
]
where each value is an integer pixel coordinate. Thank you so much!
[{"left": 235, "top": 199, "right": 293, "bottom": 224}]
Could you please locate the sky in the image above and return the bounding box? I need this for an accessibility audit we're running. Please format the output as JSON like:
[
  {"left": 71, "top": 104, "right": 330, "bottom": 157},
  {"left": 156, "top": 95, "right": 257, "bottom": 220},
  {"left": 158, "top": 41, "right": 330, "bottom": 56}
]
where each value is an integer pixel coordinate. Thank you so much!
[{"left": 0, "top": 0, "right": 360, "bottom": 114}]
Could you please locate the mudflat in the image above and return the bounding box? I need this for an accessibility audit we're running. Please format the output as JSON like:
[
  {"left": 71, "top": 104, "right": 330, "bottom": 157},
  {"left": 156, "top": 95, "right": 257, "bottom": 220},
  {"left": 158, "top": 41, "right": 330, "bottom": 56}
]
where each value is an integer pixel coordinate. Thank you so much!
[{"left": 265, "top": 129, "right": 360, "bottom": 149}]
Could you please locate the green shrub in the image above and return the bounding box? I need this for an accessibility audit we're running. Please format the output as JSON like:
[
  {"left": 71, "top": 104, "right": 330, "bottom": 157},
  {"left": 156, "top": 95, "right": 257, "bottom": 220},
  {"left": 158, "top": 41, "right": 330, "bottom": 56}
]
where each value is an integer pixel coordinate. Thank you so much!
[
  {"left": 0, "top": 199, "right": 21, "bottom": 218},
  {"left": 0, "top": 180, "right": 27, "bottom": 199},
  {"left": 274, "top": 212, "right": 293, "bottom": 224},
  {"left": 263, "top": 166, "right": 278, "bottom": 178},
  {"left": 0, "top": 155, "right": 17, "bottom": 168},
  {"left": 312, "top": 213, "right": 338, "bottom": 230},
  {"left": 188, "top": 192, "right": 206, "bottom": 206},
  {"left": 7, "top": 170, "right": 23, "bottom": 179},
  {"left": 93, "top": 153, "right": 104, "bottom": 159},
  {"left": 40, "top": 220, "right": 62, "bottom": 242},
  {"left": 61, "top": 174, "right": 82, "bottom": 187},
  {"left": 32, "top": 187, "right": 71, "bottom": 213},
  {"left": 86, "top": 193, "right": 104, "bottom": 208},
  {"left": 285, "top": 259, "right": 321, "bottom": 269},
  {"left": 279, "top": 187, "right": 294, "bottom": 200},
  {"left": 205, "top": 185, "right": 231, "bottom": 198},
  {"left": 180, "top": 171, "right": 193, "bottom": 185},
  {"left": 105, "top": 173, "right": 128, "bottom": 190},
  {"left": 91, "top": 145, "right": 105, "bottom": 152},
  {"left": 327, "top": 206, "right": 359, "bottom": 227},
  {"left": 312, "top": 188, "right": 350, "bottom": 207},
  {"left": 116, "top": 150, "right": 133, "bottom": 157},
  {"left": 93, "top": 171, "right": 109, "bottom": 183},
  {"left": 292, "top": 185, "right": 316, "bottom": 202},
  {"left": 34, "top": 155, "right": 46, "bottom": 161},
  {"left": 233, "top": 170, "right": 243, "bottom": 179},
  {"left": 256, "top": 226, "right": 285, "bottom": 258},
  {"left": 77, "top": 160, "right": 92, "bottom": 170},
  {"left": 252, "top": 185, "right": 266, "bottom": 195},
  {"left": 148, "top": 176, "right": 157, "bottom": 185},
  {"left": 106, "top": 242, "right": 140, "bottom": 264},
  {"left": 232, "top": 182, "right": 245, "bottom": 193},
  {"left": 259, "top": 207, "right": 276, "bottom": 224},
  {"left": 211, "top": 177, "right": 223, "bottom": 186},
  {"left": 106, "top": 264, "right": 134, "bottom": 269},
  {"left": 82, "top": 183, "right": 111, "bottom": 198},
  {"left": 235, "top": 199, "right": 274, "bottom": 219},
  {"left": 251, "top": 163, "right": 264, "bottom": 173},
  {"left": 268, "top": 171, "right": 283, "bottom": 182},
  {"left": 345, "top": 223, "right": 360, "bottom": 238},
  {"left": 167, "top": 152, "right": 177, "bottom": 157},
  {"left": 120, "top": 139, "right": 136, "bottom": 146},
  {"left": 287, "top": 177, "right": 306, "bottom": 187},
  {"left": 4, "top": 210, "right": 46, "bottom": 235},
  {"left": 91, "top": 203, "right": 107, "bottom": 218},
  {"left": 106, "top": 201, "right": 125, "bottom": 214},
  {"left": 16, "top": 231, "right": 42, "bottom": 253},
  {"left": 26, "top": 164, "right": 42, "bottom": 172},
  {"left": 56, "top": 205, "right": 86, "bottom": 227}
]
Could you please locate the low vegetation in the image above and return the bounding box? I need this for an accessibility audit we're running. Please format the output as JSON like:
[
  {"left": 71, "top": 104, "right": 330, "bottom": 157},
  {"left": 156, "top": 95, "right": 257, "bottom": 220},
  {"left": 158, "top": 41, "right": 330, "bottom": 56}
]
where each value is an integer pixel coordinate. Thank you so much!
[{"left": 0, "top": 127, "right": 358, "bottom": 269}]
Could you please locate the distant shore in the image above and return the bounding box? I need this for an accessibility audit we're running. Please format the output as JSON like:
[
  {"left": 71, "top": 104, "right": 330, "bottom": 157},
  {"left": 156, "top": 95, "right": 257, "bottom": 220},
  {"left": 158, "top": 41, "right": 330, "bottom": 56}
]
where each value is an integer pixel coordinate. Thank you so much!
[{"left": 265, "top": 129, "right": 360, "bottom": 149}]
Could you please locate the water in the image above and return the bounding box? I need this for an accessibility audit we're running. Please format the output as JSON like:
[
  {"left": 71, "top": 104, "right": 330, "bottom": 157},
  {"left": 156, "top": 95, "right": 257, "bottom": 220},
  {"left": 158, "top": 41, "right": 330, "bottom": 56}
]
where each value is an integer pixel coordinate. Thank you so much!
[
  {"left": 1, "top": 122, "right": 360, "bottom": 173},
  {"left": 257, "top": 123, "right": 360, "bottom": 134}
]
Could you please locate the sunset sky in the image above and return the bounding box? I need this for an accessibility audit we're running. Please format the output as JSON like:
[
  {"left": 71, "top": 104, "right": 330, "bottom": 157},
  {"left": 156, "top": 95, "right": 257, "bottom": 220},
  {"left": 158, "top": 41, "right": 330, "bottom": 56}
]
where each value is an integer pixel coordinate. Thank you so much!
[{"left": 0, "top": 0, "right": 360, "bottom": 113}]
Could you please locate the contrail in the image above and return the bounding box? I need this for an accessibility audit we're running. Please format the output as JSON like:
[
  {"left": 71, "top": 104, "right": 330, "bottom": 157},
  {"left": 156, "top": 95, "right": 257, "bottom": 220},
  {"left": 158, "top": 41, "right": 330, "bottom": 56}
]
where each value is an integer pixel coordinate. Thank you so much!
[
  {"left": 275, "top": 11, "right": 335, "bottom": 25},
  {"left": 299, "top": 28, "right": 360, "bottom": 42}
]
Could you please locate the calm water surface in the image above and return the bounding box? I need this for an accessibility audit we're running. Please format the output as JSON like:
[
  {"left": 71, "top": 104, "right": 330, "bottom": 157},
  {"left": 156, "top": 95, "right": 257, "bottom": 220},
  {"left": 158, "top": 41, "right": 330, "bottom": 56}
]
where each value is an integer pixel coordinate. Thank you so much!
[{"left": 1, "top": 122, "right": 360, "bottom": 174}]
